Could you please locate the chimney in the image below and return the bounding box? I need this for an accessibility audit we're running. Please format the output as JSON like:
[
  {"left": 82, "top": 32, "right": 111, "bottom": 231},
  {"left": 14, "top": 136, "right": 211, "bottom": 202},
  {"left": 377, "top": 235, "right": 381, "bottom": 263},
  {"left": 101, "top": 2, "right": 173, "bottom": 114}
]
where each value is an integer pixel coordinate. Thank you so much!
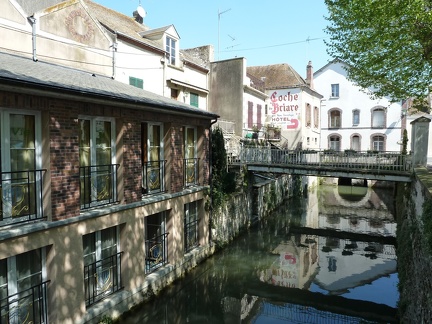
[{"left": 306, "top": 61, "right": 314, "bottom": 89}]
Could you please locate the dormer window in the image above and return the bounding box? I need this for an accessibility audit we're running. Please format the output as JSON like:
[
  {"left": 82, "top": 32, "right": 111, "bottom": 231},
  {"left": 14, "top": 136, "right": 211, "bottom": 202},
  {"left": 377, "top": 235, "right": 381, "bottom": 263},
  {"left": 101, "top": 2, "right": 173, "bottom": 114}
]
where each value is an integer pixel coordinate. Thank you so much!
[{"left": 166, "top": 36, "right": 176, "bottom": 65}]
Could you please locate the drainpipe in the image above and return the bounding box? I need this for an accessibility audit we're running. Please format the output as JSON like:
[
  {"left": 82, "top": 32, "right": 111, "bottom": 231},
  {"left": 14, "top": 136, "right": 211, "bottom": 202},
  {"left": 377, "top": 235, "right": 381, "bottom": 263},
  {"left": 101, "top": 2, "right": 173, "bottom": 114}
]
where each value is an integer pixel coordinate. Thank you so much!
[
  {"left": 28, "top": 16, "right": 37, "bottom": 62},
  {"left": 209, "top": 118, "right": 218, "bottom": 247},
  {"left": 161, "top": 55, "right": 167, "bottom": 97},
  {"left": 111, "top": 42, "right": 118, "bottom": 79}
]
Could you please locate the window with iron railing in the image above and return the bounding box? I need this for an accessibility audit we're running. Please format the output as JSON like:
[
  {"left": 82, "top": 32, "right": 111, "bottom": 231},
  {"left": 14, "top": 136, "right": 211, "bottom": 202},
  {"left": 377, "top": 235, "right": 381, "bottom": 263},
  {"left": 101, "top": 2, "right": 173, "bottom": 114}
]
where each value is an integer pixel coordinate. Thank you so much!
[
  {"left": 145, "top": 233, "right": 169, "bottom": 273},
  {"left": 184, "top": 158, "right": 199, "bottom": 187},
  {"left": 0, "top": 249, "right": 49, "bottom": 324},
  {"left": 84, "top": 252, "right": 123, "bottom": 307},
  {"left": 83, "top": 227, "right": 122, "bottom": 307},
  {"left": 184, "top": 201, "right": 199, "bottom": 253},
  {"left": 80, "top": 164, "right": 119, "bottom": 209},
  {"left": 0, "top": 169, "right": 46, "bottom": 227},
  {"left": 142, "top": 160, "right": 166, "bottom": 195},
  {"left": 0, "top": 280, "right": 50, "bottom": 324}
]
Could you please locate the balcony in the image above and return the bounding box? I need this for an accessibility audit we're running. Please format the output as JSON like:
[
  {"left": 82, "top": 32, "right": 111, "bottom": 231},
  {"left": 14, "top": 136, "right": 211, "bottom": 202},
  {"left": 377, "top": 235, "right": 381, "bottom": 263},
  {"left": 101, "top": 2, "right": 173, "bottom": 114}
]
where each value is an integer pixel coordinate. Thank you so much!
[
  {"left": 145, "top": 233, "right": 169, "bottom": 273},
  {"left": 142, "top": 160, "right": 166, "bottom": 195},
  {"left": 84, "top": 252, "right": 123, "bottom": 307},
  {"left": 0, "top": 169, "right": 46, "bottom": 227},
  {"left": 0, "top": 280, "right": 50, "bottom": 324},
  {"left": 184, "top": 158, "right": 199, "bottom": 187},
  {"left": 80, "top": 164, "right": 119, "bottom": 210}
]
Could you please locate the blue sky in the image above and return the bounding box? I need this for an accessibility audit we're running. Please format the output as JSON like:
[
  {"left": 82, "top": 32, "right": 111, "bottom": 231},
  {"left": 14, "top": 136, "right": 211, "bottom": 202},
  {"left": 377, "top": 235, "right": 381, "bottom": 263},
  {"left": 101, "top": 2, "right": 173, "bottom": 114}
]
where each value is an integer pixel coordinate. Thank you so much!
[{"left": 94, "top": 0, "right": 332, "bottom": 78}]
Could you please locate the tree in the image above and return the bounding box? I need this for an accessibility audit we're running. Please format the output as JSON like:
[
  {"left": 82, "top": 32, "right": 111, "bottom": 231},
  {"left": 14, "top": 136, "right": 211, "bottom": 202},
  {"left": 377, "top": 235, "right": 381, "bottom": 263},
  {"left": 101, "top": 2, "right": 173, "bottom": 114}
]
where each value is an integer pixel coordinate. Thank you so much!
[{"left": 325, "top": 0, "right": 432, "bottom": 102}]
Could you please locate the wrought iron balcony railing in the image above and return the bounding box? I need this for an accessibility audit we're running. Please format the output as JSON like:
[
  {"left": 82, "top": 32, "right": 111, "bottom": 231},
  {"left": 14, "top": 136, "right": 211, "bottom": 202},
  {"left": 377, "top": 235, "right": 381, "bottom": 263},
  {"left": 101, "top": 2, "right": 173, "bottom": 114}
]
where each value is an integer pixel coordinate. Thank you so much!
[
  {"left": 80, "top": 164, "right": 119, "bottom": 210},
  {"left": 145, "top": 233, "right": 169, "bottom": 273},
  {"left": 0, "top": 169, "right": 46, "bottom": 227},
  {"left": 184, "top": 158, "right": 199, "bottom": 187},
  {"left": 0, "top": 280, "right": 50, "bottom": 324},
  {"left": 184, "top": 219, "right": 199, "bottom": 253},
  {"left": 142, "top": 160, "right": 166, "bottom": 195},
  {"left": 84, "top": 252, "right": 123, "bottom": 307}
]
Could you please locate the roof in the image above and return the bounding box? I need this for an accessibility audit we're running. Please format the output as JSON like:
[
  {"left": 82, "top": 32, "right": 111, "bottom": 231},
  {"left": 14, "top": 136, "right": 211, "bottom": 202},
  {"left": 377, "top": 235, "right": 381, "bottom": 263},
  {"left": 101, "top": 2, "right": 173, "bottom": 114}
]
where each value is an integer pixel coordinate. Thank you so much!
[
  {"left": 247, "top": 63, "right": 307, "bottom": 90},
  {"left": 83, "top": 0, "right": 208, "bottom": 69},
  {"left": 0, "top": 52, "right": 218, "bottom": 119},
  {"left": 314, "top": 58, "right": 344, "bottom": 75}
]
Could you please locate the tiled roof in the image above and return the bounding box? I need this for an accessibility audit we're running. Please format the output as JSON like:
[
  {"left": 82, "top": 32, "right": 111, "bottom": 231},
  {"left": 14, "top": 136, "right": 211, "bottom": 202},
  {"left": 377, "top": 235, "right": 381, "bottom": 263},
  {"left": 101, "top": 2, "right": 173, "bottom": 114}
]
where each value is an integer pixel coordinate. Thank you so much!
[
  {"left": 247, "top": 63, "right": 307, "bottom": 89},
  {"left": 83, "top": 0, "right": 160, "bottom": 47},
  {"left": 0, "top": 52, "right": 218, "bottom": 118},
  {"left": 84, "top": 0, "right": 207, "bottom": 69}
]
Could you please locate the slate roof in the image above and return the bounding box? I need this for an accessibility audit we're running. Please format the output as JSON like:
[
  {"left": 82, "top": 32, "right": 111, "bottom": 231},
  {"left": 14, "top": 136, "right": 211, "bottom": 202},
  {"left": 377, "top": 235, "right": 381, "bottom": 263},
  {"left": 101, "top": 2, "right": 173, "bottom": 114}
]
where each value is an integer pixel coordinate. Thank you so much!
[
  {"left": 0, "top": 52, "right": 218, "bottom": 119},
  {"left": 247, "top": 63, "right": 307, "bottom": 90}
]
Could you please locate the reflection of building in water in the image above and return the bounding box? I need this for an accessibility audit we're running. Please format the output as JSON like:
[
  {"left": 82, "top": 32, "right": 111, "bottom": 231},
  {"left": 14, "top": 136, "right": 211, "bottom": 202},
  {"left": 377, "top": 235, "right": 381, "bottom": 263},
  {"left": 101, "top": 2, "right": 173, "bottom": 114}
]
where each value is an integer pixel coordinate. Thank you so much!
[
  {"left": 315, "top": 236, "right": 397, "bottom": 295},
  {"left": 259, "top": 234, "right": 319, "bottom": 289},
  {"left": 318, "top": 186, "right": 397, "bottom": 236}
]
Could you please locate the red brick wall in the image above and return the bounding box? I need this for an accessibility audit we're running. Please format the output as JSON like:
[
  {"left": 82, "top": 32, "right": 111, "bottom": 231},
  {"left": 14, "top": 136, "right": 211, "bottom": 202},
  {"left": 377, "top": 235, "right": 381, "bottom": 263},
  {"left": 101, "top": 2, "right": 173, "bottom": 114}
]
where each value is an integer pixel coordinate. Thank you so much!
[{"left": 0, "top": 90, "right": 213, "bottom": 221}]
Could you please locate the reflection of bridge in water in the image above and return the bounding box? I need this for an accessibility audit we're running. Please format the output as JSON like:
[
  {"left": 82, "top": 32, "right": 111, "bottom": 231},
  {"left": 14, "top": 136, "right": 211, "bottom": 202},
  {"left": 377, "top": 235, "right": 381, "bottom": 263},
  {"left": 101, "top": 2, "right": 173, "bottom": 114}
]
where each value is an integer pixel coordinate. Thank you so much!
[{"left": 230, "top": 148, "right": 412, "bottom": 182}]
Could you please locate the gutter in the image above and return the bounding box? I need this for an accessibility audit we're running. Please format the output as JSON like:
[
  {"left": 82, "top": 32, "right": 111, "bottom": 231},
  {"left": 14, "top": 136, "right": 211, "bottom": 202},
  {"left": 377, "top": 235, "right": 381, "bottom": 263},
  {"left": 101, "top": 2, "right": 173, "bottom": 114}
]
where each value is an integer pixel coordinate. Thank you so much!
[
  {"left": 28, "top": 16, "right": 37, "bottom": 62},
  {"left": 208, "top": 118, "right": 218, "bottom": 247}
]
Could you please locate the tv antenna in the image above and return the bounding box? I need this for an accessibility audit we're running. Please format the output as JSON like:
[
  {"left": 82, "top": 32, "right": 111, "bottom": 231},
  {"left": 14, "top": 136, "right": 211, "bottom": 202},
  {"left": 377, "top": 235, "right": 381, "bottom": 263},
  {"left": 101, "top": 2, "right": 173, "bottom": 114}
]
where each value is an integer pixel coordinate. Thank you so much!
[{"left": 136, "top": 1, "right": 146, "bottom": 18}]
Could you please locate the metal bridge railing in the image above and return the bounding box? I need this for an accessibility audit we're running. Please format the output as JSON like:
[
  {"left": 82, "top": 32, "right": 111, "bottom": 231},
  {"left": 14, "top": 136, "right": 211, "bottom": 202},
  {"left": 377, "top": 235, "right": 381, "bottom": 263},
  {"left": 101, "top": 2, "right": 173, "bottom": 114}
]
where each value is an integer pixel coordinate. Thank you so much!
[{"left": 235, "top": 148, "right": 412, "bottom": 173}]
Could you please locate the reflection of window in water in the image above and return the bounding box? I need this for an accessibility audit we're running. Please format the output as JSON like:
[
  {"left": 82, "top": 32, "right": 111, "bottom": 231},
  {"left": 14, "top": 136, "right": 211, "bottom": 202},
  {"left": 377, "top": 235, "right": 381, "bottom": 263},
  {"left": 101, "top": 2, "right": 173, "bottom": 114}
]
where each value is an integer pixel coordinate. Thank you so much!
[
  {"left": 327, "top": 256, "right": 337, "bottom": 272},
  {"left": 326, "top": 237, "right": 340, "bottom": 249}
]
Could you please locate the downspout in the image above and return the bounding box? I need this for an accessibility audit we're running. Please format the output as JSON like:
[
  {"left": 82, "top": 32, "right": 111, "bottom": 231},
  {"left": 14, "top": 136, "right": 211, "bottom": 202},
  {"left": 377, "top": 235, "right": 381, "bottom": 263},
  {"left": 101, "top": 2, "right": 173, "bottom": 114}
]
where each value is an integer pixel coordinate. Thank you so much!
[
  {"left": 28, "top": 16, "right": 37, "bottom": 62},
  {"left": 209, "top": 118, "right": 218, "bottom": 247},
  {"left": 161, "top": 54, "right": 166, "bottom": 97},
  {"left": 111, "top": 41, "right": 118, "bottom": 79}
]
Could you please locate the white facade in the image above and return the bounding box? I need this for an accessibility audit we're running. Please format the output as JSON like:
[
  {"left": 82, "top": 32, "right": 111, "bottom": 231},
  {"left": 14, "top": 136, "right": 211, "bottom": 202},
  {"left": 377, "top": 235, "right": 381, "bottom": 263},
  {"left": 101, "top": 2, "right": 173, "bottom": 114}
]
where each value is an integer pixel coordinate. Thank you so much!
[{"left": 314, "top": 60, "right": 404, "bottom": 152}]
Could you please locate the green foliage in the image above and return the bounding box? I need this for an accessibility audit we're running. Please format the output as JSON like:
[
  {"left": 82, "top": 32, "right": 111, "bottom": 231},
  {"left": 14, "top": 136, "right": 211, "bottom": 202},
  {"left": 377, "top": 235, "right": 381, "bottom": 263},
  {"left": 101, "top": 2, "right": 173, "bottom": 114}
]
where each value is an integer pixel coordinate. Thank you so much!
[
  {"left": 422, "top": 199, "right": 432, "bottom": 253},
  {"left": 99, "top": 315, "right": 113, "bottom": 324},
  {"left": 325, "top": 0, "right": 432, "bottom": 101},
  {"left": 211, "top": 127, "right": 236, "bottom": 211},
  {"left": 402, "top": 129, "right": 408, "bottom": 155}
]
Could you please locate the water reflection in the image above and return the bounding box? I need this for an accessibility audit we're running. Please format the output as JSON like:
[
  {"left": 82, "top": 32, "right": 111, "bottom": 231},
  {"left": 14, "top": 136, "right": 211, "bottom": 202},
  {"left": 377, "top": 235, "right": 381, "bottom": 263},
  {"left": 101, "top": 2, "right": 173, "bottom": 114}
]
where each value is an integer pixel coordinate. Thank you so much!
[{"left": 119, "top": 185, "right": 398, "bottom": 324}]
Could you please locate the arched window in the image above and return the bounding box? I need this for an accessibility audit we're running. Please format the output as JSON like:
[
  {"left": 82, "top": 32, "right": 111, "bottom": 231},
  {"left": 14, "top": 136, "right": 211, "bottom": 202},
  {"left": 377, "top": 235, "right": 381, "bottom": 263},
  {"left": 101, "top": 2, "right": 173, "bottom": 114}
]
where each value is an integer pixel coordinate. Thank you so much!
[
  {"left": 329, "top": 134, "right": 341, "bottom": 151},
  {"left": 372, "top": 108, "right": 386, "bottom": 128},
  {"left": 329, "top": 109, "right": 341, "bottom": 128},
  {"left": 372, "top": 135, "right": 385, "bottom": 151},
  {"left": 351, "top": 134, "right": 361, "bottom": 151},
  {"left": 352, "top": 109, "right": 360, "bottom": 126}
]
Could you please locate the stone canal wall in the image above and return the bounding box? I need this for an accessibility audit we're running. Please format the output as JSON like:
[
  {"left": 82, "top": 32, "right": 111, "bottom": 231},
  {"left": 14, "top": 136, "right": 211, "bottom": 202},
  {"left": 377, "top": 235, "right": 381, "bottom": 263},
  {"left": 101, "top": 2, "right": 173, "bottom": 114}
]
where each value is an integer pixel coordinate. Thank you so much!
[
  {"left": 211, "top": 174, "right": 292, "bottom": 246},
  {"left": 396, "top": 167, "right": 432, "bottom": 323}
]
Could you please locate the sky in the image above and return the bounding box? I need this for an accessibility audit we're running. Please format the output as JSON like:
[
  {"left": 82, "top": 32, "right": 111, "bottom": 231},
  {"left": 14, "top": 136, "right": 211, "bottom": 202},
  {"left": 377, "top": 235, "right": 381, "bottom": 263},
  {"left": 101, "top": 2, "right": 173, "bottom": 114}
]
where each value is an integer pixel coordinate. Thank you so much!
[{"left": 94, "top": 0, "right": 332, "bottom": 78}]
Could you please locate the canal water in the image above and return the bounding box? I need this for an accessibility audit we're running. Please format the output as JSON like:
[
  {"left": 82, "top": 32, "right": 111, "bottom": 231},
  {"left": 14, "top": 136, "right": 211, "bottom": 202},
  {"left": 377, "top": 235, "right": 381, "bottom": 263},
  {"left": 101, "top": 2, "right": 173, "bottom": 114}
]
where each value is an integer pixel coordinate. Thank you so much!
[{"left": 120, "top": 184, "right": 399, "bottom": 323}]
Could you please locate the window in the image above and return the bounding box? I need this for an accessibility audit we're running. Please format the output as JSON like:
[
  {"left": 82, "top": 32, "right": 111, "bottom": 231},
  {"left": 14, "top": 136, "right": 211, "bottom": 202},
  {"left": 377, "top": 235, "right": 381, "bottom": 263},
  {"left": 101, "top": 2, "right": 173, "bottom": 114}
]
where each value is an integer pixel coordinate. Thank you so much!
[
  {"left": 305, "top": 103, "right": 311, "bottom": 127},
  {"left": 372, "top": 108, "right": 385, "bottom": 128},
  {"left": 329, "top": 135, "right": 341, "bottom": 151},
  {"left": 353, "top": 109, "right": 360, "bottom": 125},
  {"left": 372, "top": 135, "right": 385, "bottom": 151},
  {"left": 184, "top": 201, "right": 199, "bottom": 252},
  {"left": 257, "top": 104, "right": 262, "bottom": 128},
  {"left": 329, "top": 110, "right": 341, "bottom": 128},
  {"left": 79, "top": 117, "right": 117, "bottom": 209},
  {"left": 171, "top": 88, "right": 178, "bottom": 100},
  {"left": 1, "top": 249, "right": 49, "bottom": 323},
  {"left": 351, "top": 135, "right": 361, "bottom": 151},
  {"left": 145, "top": 212, "right": 168, "bottom": 272},
  {"left": 314, "top": 106, "right": 319, "bottom": 128},
  {"left": 166, "top": 36, "right": 176, "bottom": 65},
  {"left": 129, "top": 76, "right": 143, "bottom": 89},
  {"left": 247, "top": 101, "right": 253, "bottom": 129},
  {"left": 184, "top": 127, "right": 198, "bottom": 187},
  {"left": 189, "top": 92, "right": 199, "bottom": 108},
  {"left": 0, "top": 111, "right": 44, "bottom": 226},
  {"left": 83, "top": 226, "right": 122, "bottom": 307},
  {"left": 141, "top": 123, "right": 164, "bottom": 194},
  {"left": 331, "top": 84, "right": 339, "bottom": 97}
]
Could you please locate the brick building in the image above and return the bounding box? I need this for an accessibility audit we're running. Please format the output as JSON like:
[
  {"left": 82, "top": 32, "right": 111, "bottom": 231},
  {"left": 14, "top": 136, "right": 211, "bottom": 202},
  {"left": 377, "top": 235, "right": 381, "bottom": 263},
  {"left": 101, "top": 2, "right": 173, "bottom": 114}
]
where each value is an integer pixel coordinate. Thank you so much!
[{"left": 0, "top": 52, "right": 217, "bottom": 323}]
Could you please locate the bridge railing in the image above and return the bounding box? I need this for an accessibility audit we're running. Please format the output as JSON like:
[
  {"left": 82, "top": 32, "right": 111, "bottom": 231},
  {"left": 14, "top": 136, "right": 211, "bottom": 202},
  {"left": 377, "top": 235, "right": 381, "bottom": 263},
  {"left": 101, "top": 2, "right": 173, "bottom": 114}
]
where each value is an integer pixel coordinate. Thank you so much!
[{"left": 236, "top": 147, "right": 412, "bottom": 172}]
